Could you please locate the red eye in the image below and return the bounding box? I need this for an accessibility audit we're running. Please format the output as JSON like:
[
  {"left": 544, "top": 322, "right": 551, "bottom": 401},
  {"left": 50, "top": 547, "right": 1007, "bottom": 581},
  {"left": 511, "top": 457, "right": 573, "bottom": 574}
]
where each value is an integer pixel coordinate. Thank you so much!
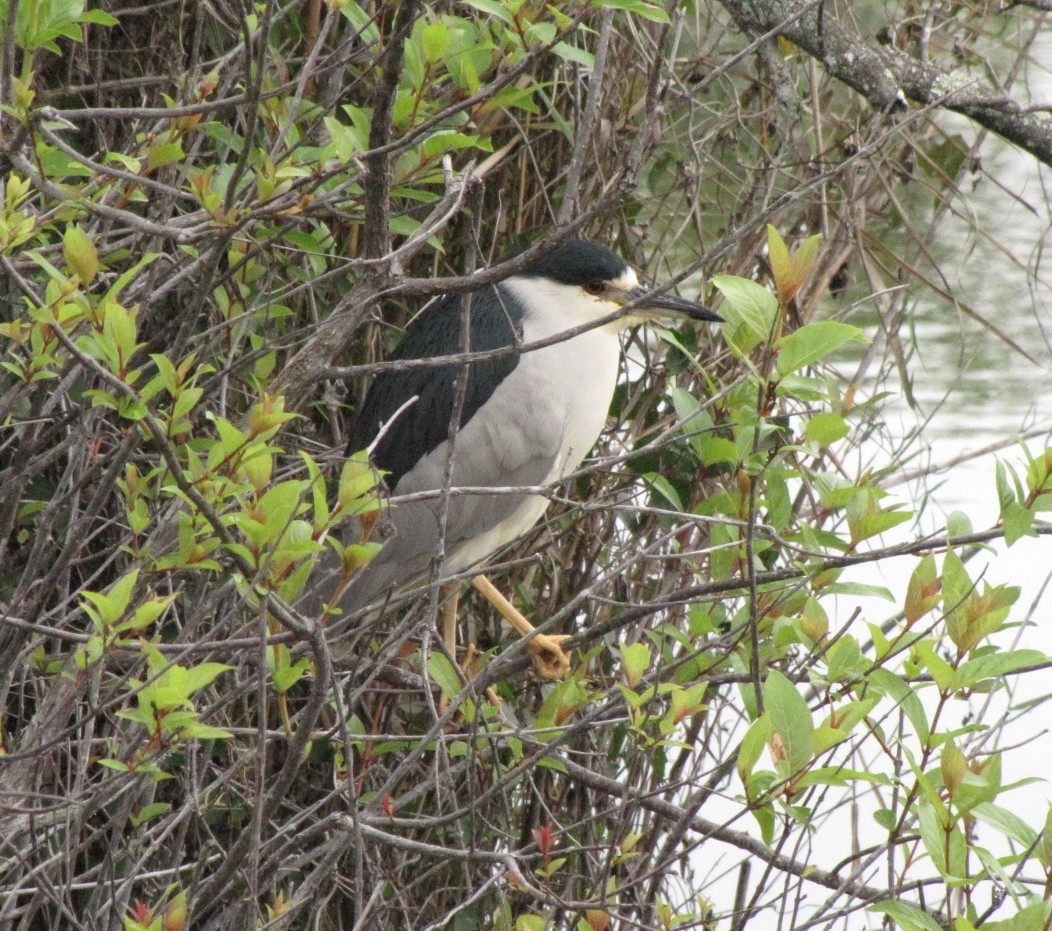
[{"left": 584, "top": 281, "right": 605, "bottom": 296}]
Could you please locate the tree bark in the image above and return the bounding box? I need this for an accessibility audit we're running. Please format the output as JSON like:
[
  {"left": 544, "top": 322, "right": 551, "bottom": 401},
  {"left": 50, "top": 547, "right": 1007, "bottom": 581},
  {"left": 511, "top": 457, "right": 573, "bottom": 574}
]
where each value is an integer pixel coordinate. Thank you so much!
[{"left": 720, "top": 0, "right": 1052, "bottom": 167}]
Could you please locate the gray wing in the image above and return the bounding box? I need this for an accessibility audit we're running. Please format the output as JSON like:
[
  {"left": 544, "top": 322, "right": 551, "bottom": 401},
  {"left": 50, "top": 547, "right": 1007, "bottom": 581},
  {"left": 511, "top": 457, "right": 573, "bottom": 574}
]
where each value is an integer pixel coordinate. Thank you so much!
[{"left": 336, "top": 366, "right": 569, "bottom": 613}]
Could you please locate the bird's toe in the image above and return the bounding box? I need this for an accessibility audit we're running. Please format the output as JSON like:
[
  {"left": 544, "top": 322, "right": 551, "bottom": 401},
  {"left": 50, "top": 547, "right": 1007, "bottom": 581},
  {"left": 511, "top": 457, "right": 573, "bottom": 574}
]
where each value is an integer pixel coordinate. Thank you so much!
[{"left": 527, "top": 634, "right": 572, "bottom": 680}]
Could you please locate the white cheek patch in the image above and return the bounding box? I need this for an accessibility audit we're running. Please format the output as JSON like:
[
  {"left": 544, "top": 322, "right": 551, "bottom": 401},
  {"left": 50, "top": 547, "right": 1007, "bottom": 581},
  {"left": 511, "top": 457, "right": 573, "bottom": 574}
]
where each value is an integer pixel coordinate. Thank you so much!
[
  {"left": 504, "top": 277, "right": 623, "bottom": 333},
  {"left": 614, "top": 267, "right": 641, "bottom": 291}
]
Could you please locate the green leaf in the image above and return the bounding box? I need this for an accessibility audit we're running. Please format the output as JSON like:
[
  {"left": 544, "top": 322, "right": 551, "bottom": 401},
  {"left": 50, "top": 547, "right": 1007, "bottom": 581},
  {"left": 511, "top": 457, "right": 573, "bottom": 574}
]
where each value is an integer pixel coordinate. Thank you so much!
[
  {"left": 737, "top": 716, "right": 772, "bottom": 780},
  {"left": 696, "top": 433, "right": 737, "bottom": 467},
  {"left": 796, "top": 766, "right": 892, "bottom": 788},
  {"left": 339, "top": 452, "right": 383, "bottom": 512},
  {"left": 972, "top": 802, "right": 1039, "bottom": 849},
  {"left": 1040, "top": 806, "right": 1052, "bottom": 869},
  {"left": 339, "top": 541, "right": 381, "bottom": 574},
  {"left": 181, "top": 662, "right": 233, "bottom": 694},
  {"left": 791, "top": 236, "right": 821, "bottom": 283},
  {"left": 63, "top": 224, "right": 98, "bottom": 285},
  {"left": 616, "top": 683, "right": 648, "bottom": 712},
  {"left": 486, "top": 82, "right": 540, "bottom": 114},
  {"left": 940, "top": 740, "right": 966, "bottom": 797},
  {"left": 145, "top": 141, "right": 185, "bottom": 171},
  {"left": 149, "top": 353, "right": 180, "bottom": 395},
  {"left": 774, "top": 321, "right": 867, "bottom": 378},
  {"left": 763, "top": 469, "right": 792, "bottom": 530},
  {"left": 995, "top": 459, "right": 1016, "bottom": 509},
  {"left": 553, "top": 41, "right": 595, "bottom": 67},
  {"left": 942, "top": 547, "right": 1022, "bottom": 652},
  {"left": 443, "top": 35, "right": 483, "bottom": 92},
  {"left": 917, "top": 797, "right": 966, "bottom": 876},
  {"left": 389, "top": 215, "right": 422, "bottom": 237},
  {"left": 104, "top": 252, "right": 160, "bottom": 303},
  {"left": 117, "top": 594, "right": 176, "bottom": 634},
  {"left": 952, "top": 649, "right": 1045, "bottom": 690},
  {"left": 460, "top": 0, "right": 514, "bottom": 23},
  {"left": 15, "top": 0, "right": 116, "bottom": 51},
  {"left": 823, "top": 635, "right": 870, "bottom": 681},
  {"left": 668, "top": 385, "right": 711, "bottom": 460},
  {"left": 708, "top": 519, "right": 739, "bottom": 581},
  {"left": 767, "top": 226, "right": 822, "bottom": 304},
  {"left": 535, "top": 678, "right": 592, "bottom": 730},
  {"left": 130, "top": 802, "right": 170, "bottom": 826},
  {"left": 867, "top": 667, "right": 930, "bottom": 743},
  {"left": 868, "top": 900, "right": 943, "bottom": 931},
  {"left": 905, "top": 554, "right": 941, "bottom": 623},
  {"left": 764, "top": 670, "right": 813, "bottom": 775},
  {"left": 821, "top": 581, "right": 895, "bottom": 601},
  {"left": 324, "top": 115, "right": 368, "bottom": 159},
  {"left": 767, "top": 226, "right": 790, "bottom": 296},
  {"left": 980, "top": 902, "right": 1052, "bottom": 931},
  {"left": 745, "top": 777, "right": 777, "bottom": 842},
  {"left": 274, "top": 658, "right": 311, "bottom": 693},
  {"left": 79, "top": 9, "right": 119, "bottom": 26},
  {"left": 911, "top": 639, "right": 955, "bottom": 692},
  {"left": 81, "top": 569, "right": 139, "bottom": 627},
  {"left": 598, "top": 0, "right": 671, "bottom": 23},
  {"left": 420, "top": 22, "right": 448, "bottom": 63},
  {"left": 643, "top": 472, "right": 682, "bottom": 511},
  {"left": 180, "top": 722, "right": 232, "bottom": 740},
  {"left": 711, "top": 275, "right": 778, "bottom": 356},
  {"left": 849, "top": 507, "right": 912, "bottom": 545},
  {"left": 99, "top": 298, "right": 141, "bottom": 371},
  {"left": 337, "top": 1, "right": 380, "bottom": 43},
  {"left": 873, "top": 808, "right": 896, "bottom": 831},
  {"left": 805, "top": 411, "right": 849, "bottom": 447},
  {"left": 534, "top": 857, "right": 566, "bottom": 879},
  {"left": 946, "top": 509, "right": 973, "bottom": 538},
  {"left": 1002, "top": 501, "right": 1035, "bottom": 545},
  {"left": 421, "top": 130, "right": 491, "bottom": 160},
  {"left": 428, "top": 653, "right": 463, "bottom": 697},
  {"left": 620, "top": 642, "right": 651, "bottom": 688}
]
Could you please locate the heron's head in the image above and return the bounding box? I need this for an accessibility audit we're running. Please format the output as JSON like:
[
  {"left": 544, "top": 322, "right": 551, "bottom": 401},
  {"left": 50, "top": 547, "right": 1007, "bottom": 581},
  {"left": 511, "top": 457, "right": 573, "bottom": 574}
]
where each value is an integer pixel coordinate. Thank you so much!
[{"left": 510, "top": 239, "right": 723, "bottom": 330}]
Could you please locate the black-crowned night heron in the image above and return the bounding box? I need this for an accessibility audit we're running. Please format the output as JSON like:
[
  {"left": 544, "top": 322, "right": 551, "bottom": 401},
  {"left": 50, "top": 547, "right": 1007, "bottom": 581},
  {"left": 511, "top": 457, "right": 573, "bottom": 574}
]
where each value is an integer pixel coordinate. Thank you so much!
[{"left": 335, "top": 239, "right": 721, "bottom": 678}]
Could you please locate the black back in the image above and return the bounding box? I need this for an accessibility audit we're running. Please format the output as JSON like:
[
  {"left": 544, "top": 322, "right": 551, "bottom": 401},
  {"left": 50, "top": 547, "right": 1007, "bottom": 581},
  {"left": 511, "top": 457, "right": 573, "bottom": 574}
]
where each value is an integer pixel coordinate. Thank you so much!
[
  {"left": 347, "top": 285, "right": 525, "bottom": 488},
  {"left": 347, "top": 240, "right": 630, "bottom": 488}
]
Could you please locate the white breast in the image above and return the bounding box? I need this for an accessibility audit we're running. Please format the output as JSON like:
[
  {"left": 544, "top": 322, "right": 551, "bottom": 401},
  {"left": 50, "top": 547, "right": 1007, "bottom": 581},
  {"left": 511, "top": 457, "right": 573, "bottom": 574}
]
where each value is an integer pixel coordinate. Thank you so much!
[
  {"left": 435, "top": 277, "right": 624, "bottom": 573},
  {"left": 502, "top": 276, "right": 624, "bottom": 481}
]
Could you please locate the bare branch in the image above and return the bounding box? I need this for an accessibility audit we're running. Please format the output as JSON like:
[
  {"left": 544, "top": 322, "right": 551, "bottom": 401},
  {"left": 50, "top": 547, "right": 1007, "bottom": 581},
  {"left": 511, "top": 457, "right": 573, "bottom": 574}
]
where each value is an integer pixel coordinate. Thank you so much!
[{"left": 719, "top": 0, "right": 1052, "bottom": 166}]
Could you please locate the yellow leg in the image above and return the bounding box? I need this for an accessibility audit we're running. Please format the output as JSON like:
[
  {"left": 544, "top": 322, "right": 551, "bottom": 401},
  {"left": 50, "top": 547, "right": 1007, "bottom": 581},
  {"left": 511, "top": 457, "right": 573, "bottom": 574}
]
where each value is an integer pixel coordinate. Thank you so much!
[
  {"left": 460, "top": 642, "right": 503, "bottom": 708},
  {"left": 437, "top": 584, "right": 460, "bottom": 717},
  {"left": 438, "top": 584, "right": 502, "bottom": 711},
  {"left": 439, "top": 583, "right": 460, "bottom": 658},
  {"left": 470, "top": 575, "right": 571, "bottom": 680}
]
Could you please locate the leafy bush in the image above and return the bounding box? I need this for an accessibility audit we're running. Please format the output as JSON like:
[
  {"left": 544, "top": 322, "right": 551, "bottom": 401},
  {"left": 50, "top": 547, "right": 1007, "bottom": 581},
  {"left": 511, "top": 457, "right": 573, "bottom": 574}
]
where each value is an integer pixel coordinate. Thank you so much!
[{"left": 1, "top": 1, "right": 1050, "bottom": 929}]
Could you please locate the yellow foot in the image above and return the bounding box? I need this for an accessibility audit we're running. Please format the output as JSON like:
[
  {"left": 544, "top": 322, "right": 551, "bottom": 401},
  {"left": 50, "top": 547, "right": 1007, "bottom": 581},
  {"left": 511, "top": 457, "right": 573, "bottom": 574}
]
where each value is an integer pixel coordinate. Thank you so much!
[
  {"left": 470, "top": 575, "right": 574, "bottom": 680},
  {"left": 527, "top": 633, "right": 572, "bottom": 680}
]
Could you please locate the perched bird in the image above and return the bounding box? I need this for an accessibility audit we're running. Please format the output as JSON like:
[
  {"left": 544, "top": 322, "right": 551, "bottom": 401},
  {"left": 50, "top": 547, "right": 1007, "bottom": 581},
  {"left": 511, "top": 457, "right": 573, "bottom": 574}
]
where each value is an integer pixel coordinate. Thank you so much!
[{"left": 331, "top": 239, "right": 721, "bottom": 677}]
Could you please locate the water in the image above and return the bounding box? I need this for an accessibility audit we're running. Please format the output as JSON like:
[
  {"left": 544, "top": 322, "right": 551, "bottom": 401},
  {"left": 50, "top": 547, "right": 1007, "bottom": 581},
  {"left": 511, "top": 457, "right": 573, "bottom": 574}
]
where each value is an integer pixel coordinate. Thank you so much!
[
  {"left": 899, "top": 48, "right": 1052, "bottom": 524},
  {"left": 734, "top": 33, "right": 1052, "bottom": 929},
  {"left": 828, "top": 45, "right": 1052, "bottom": 927}
]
